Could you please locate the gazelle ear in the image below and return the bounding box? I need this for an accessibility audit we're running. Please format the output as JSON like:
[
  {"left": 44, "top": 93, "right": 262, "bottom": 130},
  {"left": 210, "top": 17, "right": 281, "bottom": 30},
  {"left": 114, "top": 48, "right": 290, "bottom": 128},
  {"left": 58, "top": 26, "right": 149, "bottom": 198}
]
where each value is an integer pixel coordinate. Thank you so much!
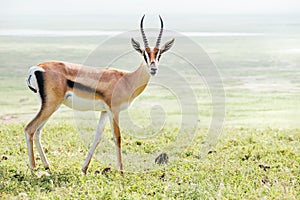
[
  {"left": 160, "top": 38, "right": 175, "bottom": 54},
  {"left": 131, "top": 38, "right": 143, "bottom": 54}
]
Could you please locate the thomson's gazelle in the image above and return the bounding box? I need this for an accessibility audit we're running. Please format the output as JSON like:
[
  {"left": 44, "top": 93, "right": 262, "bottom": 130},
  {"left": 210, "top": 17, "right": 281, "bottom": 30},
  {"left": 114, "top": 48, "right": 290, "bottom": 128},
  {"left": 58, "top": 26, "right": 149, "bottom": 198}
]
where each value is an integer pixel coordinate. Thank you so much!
[{"left": 25, "top": 15, "right": 175, "bottom": 174}]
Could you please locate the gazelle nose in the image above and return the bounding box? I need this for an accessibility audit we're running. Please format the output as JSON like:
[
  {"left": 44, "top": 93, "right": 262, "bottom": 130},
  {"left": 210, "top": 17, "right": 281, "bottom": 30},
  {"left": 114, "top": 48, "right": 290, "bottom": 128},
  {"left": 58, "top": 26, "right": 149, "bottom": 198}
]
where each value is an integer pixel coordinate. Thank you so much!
[
  {"left": 150, "top": 62, "right": 157, "bottom": 70},
  {"left": 150, "top": 63, "right": 158, "bottom": 75},
  {"left": 151, "top": 67, "right": 157, "bottom": 72}
]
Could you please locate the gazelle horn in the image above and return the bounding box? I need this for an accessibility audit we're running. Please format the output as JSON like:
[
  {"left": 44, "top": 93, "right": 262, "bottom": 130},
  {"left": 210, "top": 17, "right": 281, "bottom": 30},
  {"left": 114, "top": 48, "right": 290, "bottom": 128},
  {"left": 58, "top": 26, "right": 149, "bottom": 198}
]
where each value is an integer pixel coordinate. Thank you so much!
[
  {"left": 140, "top": 15, "right": 149, "bottom": 48},
  {"left": 155, "top": 15, "right": 164, "bottom": 49}
]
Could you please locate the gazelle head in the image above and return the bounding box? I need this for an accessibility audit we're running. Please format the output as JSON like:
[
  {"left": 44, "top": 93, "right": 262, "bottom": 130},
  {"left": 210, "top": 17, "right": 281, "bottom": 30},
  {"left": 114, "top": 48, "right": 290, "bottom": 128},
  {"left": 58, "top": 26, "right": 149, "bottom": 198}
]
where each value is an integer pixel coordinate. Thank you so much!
[{"left": 131, "top": 15, "right": 175, "bottom": 76}]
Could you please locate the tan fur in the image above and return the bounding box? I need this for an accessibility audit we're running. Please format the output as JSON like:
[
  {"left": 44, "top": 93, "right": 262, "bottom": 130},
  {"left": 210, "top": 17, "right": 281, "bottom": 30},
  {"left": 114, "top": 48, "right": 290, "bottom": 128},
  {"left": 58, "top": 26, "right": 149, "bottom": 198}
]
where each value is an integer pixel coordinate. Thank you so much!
[
  {"left": 145, "top": 48, "right": 160, "bottom": 63},
  {"left": 25, "top": 60, "right": 150, "bottom": 173}
]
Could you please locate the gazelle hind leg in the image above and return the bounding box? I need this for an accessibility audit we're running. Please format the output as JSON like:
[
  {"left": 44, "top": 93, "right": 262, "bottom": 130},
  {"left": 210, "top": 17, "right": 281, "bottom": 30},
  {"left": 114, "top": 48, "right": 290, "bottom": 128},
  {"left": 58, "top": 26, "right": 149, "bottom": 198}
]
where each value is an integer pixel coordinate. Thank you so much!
[
  {"left": 81, "top": 112, "right": 108, "bottom": 175},
  {"left": 25, "top": 129, "right": 36, "bottom": 169},
  {"left": 25, "top": 103, "right": 59, "bottom": 170},
  {"left": 34, "top": 121, "right": 50, "bottom": 170}
]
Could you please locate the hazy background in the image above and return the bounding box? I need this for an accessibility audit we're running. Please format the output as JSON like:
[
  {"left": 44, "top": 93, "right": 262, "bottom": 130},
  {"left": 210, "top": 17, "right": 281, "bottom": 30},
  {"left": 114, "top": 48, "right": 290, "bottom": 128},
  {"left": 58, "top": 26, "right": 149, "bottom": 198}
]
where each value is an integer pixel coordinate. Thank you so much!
[
  {"left": 1, "top": 0, "right": 300, "bottom": 31},
  {"left": 0, "top": 0, "right": 299, "bottom": 129},
  {"left": 1, "top": 0, "right": 300, "bottom": 15}
]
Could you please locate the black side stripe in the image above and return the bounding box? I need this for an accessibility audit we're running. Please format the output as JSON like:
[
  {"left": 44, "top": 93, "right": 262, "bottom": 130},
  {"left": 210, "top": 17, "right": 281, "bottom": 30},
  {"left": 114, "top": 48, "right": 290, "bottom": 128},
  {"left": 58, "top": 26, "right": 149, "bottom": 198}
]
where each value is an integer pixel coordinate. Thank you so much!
[
  {"left": 66, "top": 79, "right": 104, "bottom": 97},
  {"left": 35, "top": 71, "right": 46, "bottom": 104}
]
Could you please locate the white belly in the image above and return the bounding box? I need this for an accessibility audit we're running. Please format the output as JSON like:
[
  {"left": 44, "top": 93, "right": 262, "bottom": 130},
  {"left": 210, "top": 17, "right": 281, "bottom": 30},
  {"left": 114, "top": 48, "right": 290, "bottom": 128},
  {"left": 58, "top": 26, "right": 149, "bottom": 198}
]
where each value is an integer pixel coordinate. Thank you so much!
[{"left": 63, "top": 91, "right": 107, "bottom": 111}]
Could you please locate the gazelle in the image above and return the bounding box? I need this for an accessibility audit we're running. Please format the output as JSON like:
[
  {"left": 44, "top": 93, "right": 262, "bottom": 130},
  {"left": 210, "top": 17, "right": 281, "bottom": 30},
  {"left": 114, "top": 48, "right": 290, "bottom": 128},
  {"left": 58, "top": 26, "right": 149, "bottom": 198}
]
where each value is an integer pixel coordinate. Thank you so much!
[{"left": 25, "top": 15, "right": 175, "bottom": 174}]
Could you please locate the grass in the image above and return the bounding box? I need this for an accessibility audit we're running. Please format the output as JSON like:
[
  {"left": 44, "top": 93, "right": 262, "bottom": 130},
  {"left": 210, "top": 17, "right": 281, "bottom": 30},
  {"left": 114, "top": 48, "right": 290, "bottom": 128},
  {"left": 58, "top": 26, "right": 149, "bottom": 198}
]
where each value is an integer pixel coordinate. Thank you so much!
[
  {"left": 0, "top": 123, "right": 299, "bottom": 199},
  {"left": 1, "top": 16, "right": 300, "bottom": 198}
]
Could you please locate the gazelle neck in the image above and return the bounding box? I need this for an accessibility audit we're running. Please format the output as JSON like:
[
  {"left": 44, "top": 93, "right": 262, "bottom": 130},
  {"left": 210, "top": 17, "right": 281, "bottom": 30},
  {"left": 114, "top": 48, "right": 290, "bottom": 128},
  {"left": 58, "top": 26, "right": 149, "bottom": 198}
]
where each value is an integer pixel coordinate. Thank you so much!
[
  {"left": 134, "top": 61, "right": 151, "bottom": 85},
  {"left": 126, "top": 61, "right": 151, "bottom": 100}
]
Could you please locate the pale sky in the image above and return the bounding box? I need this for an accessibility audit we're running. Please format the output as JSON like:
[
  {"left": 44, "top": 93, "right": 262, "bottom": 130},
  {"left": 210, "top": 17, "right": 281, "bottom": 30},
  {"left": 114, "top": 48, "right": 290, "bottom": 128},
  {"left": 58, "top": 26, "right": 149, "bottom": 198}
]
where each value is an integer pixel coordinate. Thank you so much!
[{"left": 1, "top": 0, "right": 300, "bottom": 16}]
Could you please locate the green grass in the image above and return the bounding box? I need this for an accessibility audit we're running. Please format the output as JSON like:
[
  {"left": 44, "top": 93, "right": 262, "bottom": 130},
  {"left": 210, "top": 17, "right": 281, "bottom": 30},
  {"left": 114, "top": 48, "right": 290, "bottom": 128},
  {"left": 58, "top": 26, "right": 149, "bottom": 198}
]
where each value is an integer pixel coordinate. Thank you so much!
[
  {"left": 0, "top": 123, "right": 299, "bottom": 199},
  {"left": 1, "top": 16, "right": 300, "bottom": 198}
]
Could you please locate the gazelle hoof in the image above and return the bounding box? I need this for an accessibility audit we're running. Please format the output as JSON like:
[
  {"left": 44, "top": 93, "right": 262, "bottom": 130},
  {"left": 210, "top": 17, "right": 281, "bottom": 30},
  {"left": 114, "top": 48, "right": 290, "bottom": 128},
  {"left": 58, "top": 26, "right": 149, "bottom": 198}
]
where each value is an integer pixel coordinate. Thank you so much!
[{"left": 81, "top": 168, "right": 87, "bottom": 175}]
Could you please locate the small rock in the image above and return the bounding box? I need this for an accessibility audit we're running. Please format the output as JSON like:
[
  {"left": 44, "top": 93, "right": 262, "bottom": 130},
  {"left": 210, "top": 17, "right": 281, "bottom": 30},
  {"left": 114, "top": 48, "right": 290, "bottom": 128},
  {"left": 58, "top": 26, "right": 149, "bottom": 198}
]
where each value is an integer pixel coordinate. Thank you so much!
[
  {"left": 101, "top": 167, "right": 112, "bottom": 175},
  {"left": 1, "top": 155, "right": 8, "bottom": 160},
  {"left": 259, "top": 164, "right": 270, "bottom": 171},
  {"left": 208, "top": 150, "right": 217, "bottom": 154},
  {"left": 155, "top": 153, "right": 169, "bottom": 165}
]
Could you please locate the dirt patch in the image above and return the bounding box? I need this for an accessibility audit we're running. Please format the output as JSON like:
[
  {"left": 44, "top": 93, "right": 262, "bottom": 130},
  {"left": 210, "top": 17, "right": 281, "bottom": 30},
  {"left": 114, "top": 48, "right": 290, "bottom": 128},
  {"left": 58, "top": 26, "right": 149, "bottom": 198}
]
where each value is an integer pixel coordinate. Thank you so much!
[{"left": 0, "top": 114, "right": 29, "bottom": 123}]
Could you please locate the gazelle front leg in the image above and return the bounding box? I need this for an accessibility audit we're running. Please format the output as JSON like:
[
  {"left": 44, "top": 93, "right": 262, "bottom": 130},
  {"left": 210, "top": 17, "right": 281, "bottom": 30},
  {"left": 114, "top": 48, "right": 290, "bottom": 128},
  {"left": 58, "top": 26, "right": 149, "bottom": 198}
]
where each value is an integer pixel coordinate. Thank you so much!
[
  {"left": 81, "top": 111, "right": 108, "bottom": 175},
  {"left": 108, "top": 111, "right": 123, "bottom": 171}
]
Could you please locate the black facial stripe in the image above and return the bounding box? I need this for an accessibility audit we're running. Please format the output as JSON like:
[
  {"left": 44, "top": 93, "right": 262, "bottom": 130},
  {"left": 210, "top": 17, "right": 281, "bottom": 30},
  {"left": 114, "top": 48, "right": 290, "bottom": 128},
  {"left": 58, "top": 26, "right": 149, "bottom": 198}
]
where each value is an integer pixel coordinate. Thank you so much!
[
  {"left": 144, "top": 52, "right": 150, "bottom": 63},
  {"left": 155, "top": 51, "right": 161, "bottom": 61},
  {"left": 143, "top": 53, "right": 147, "bottom": 62}
]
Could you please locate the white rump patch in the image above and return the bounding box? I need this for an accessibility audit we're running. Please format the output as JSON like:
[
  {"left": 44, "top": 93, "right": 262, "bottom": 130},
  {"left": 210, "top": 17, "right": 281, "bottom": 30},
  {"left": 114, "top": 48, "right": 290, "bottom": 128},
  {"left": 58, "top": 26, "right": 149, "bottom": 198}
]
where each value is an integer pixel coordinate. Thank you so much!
[{"left": 26, "top": 66, "right": 45, "bottom": 92}]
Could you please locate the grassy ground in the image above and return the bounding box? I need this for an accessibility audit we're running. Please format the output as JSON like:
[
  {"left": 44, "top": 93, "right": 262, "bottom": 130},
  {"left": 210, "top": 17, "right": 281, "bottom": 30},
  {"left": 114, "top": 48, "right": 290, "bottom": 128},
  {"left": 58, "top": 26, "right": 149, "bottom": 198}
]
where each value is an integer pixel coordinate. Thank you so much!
[
  {"left": 0, "top": 123, "right": 299, "bottom": 199},
  {"left": 1, "top": 16, "right": 300, "bottom": 199}
]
